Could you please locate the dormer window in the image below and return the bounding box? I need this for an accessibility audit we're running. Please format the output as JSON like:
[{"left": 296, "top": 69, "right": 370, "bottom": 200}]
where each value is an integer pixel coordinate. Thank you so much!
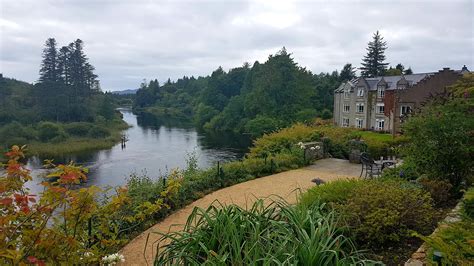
[
  {"left": 377, "top": 86, "right": 385, "bottom": 98},
  {"left": 357, "top": 88, "right": 364, "bottom": 97},
  {"left": 344, "top": 89, "right": 350, "bottom": 99}
]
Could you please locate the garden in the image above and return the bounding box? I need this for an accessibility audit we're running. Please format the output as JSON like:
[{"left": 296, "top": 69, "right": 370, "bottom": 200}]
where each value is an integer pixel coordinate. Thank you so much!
[{"left": 0, "top": 74, "right": 472, "bottom": 265}]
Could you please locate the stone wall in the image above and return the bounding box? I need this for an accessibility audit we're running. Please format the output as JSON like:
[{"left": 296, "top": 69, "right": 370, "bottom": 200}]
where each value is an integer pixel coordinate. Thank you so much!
[{"left": 405, "top": 202, "right": 463, "bottom": 265}]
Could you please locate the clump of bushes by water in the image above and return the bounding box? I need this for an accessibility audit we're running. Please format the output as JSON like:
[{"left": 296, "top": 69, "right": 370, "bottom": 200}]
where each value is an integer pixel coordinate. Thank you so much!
[
  {"left": 0, "top": 121, "right": 37, "bottom": 147},
  {"left": 153, "top": 198, "right": 376, "bottom": 265}
]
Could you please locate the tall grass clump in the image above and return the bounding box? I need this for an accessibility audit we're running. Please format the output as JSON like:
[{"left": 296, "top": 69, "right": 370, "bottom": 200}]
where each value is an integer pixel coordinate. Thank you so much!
[{"left": 153, "top": 198, "right": 376, "bottom": 265}]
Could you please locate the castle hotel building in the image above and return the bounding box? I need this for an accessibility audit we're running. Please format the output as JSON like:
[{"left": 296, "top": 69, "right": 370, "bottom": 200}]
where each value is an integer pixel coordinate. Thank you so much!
[{"left": 333, "top": 66, "right": 469, "bottom": 134}]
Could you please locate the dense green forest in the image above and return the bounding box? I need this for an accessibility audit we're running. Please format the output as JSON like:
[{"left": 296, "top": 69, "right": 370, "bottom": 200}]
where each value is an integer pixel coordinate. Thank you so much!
[
  {"left": 0, "top": 38, "right": 125, "bottom": 154},
  {"left": 134, "top": 48, "right": 354, "bottom": 137}
]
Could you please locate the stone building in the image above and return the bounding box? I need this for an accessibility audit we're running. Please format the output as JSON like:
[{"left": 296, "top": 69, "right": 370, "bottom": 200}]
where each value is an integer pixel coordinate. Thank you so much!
[{"left": 333, "top": 66, "right": 469, "bottom": 134}]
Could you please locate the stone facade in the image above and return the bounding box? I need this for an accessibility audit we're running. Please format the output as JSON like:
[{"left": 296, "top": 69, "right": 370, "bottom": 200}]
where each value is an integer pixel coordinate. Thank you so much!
[{"left": 333, "top": 66, "right": 469, "bottom": 134}]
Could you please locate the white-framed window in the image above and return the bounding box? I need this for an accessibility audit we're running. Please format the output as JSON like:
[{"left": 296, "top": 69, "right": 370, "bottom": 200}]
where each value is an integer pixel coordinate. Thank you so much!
[
  {"left": 377, "top": 103, "right": 385, "bottom": 114},
  {"left": 342, "top": 117, "right": 349, "bottom": 127},
  {"left": 357, "top": 88, "right": 364, "bottom": 97},
  {"left": 400, "top": 105, "right": 411, "bottom": 115},
  {"left": 344, "top": 90, "right": 350, "bottom": 99},
  {"left": 356, "top": 103, "right": 364, "bottom": 113},
  {"left": 377, "top": 86, "right": 385, "bottom": 98},
  {"left": 397, "top": 85, "right": 406, "bottom": 90},
  {"left": 375, "top": 119, "right": 385, "bottom": 130},
  {"left": 343, "top": 104, "right": 350, "bottom": 113},
  {"left": 355, "top": 118, "right": 364, "bottom": 128}
]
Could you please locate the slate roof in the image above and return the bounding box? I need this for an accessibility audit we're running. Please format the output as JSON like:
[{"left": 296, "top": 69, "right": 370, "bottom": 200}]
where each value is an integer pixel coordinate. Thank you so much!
[
  {"left": 363, "top": 73, "right": 435, "bottom": 90},
  {"left": 334, "top": 78, "right": 357, "bottom": 93},
  {"left": 334, "top": 73, "right": 436, "bottom": 92}
]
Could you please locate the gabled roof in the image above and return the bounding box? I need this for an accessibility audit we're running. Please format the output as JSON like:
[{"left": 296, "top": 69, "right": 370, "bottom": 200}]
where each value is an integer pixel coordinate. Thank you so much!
[
  {"left": 363, "top": 73, "right": 434, "bottom": 90},
  {"left": 334, "top": 67, "right": 469, "bottom": 94},
  {"left": 334, "top": 78, "right": 358, "bottom": 93}
]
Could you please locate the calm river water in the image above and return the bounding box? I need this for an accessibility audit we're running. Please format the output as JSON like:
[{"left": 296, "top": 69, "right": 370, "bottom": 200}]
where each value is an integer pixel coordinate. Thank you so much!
[{"left": 26, "top": 109, "right": 251, "bottom": 193}]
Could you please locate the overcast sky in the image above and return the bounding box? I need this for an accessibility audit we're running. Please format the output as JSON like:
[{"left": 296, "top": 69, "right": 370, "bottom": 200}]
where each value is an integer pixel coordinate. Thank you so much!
[{"left": 1, "top": 0, "right": 473, "bottom": 91}]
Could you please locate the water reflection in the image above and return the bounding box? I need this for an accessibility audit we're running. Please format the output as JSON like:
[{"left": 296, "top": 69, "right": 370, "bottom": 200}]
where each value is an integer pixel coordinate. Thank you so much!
[{"left": 26, "top": 109, "right": 251, "bottom": 194}]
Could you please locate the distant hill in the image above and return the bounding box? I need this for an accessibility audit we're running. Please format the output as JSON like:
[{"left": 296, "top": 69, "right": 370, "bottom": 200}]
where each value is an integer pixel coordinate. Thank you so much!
[{"left": 112, "top": 89, "right": 138, "bottom": 95}]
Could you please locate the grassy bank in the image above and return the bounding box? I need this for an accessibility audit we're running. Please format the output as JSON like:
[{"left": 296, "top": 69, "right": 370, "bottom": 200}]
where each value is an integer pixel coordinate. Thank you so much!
[{"left": 1, "top": 119, "right": 129, "bottom": 158}]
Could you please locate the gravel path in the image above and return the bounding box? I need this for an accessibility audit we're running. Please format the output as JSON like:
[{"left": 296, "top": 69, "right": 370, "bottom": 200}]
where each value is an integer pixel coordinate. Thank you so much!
[{"left": 119, "top": 158, "right": 361, "bottom": 265}]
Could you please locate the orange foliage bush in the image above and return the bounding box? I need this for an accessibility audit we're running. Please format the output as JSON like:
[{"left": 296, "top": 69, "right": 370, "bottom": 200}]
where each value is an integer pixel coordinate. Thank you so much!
[{"left": 0, "top": 145, "right": 181, "bottom": 264}]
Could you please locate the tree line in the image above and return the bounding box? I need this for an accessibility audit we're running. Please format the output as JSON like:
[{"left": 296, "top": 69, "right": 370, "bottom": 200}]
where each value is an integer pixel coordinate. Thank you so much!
[
  {"left": 133, "top": 31, "right": 413, "bottom": 137},
  {"left": 134, "top": 48, "right": 353, "bottom": 137}
]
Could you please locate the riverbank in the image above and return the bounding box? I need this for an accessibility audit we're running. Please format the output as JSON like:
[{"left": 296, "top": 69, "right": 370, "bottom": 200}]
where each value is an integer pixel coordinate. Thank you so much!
[{"left": 1, "top": 119, "right": 130, "bottom": 159}]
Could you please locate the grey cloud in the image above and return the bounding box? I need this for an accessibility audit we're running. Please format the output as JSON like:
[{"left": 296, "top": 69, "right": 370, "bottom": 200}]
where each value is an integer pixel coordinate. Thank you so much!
[{"left": 0, "top": 0, "right": 472, "bottom": 91}]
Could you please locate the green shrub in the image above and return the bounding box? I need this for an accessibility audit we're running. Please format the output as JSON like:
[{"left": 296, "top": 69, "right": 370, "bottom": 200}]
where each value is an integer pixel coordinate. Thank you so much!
[
  {"left": 126, "top": 172, "right": 165, "bottom": 205},
  {"left": 64, "top": 122, "right": 91, "bottom": 136},
  {"left": 417, "top": 186, "right": 474, "bottom": 265},
  {"left": 154, "top": 199, "right": 375, "bottom": 265},
  {"left": 273, "top": 148, "right": 306, "bottom": 171},
  {"left": 88, "top": 126, "right": 110, "bottom": 138},
  {"left": 240, "top": 157, "right": 270, "bottom": 176},
  {"left": 322, "top": 137, "right": 349, "bottom": 159},
  {"left": 417, "top": 176, "right": 453, "bottom": 207},
  {"left": 338, "top": 179, "right": 435, "bottom": 248},
  {"left": 37, "top": 122, "right": 67, "bottom": 142},
  {"left": 248, "top": 123, "right": 401, "bottom": 160},
  {"left": 221, "top": 161, "right": 252, "bottom": 182},
  {"left": 244, "top": 115, "right": 282, "bottom": 137},
  {"left": 0, "top": 122, "right": 37, "bottom": 146},
  {"left": 381, "top": 160, "right": 419, "bottom": 180},
  {"left": 249, "top": 124, "right": 317, "bottom": 158},
  {"left": 300, "top": 179, "right": 363, "bottom": 207},
  {"left": 462, "top": 187, "right": 474, "bottom": 218},
  {"left": 401, "top": 74, "right": 474, "bottom": 192},
  {"left": 419, "top": 218, "right": 474, "bottom": 265}
]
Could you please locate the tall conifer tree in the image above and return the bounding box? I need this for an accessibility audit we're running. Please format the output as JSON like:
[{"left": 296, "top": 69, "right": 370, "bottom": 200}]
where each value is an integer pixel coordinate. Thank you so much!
[
  {"left": 360, "top": 31, "right": 389, "bottom": 77},
  {"left": 39, "top": 38, "right": 59, "bottom": 82}
]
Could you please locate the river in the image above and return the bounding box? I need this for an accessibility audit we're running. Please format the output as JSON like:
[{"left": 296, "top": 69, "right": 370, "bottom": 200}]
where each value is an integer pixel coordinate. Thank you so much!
[{"left": 25, "top": 109, "right": 251, "bottom": 194}]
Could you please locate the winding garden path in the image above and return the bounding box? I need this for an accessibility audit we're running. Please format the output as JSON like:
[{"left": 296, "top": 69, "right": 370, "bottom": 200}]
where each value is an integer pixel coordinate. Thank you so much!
[{"left": 119, "top": 158, "right": 361, "bottom": 265}]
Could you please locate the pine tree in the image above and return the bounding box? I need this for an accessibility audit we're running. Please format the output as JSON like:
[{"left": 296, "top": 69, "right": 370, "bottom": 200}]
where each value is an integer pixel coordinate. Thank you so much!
[
  {"left": 57, "top": 46, "right": 71, "bottom": 85},
  {"left": 339, "top": 63, "right": 356, "bottom": 81},
  {"left": 404, "top": 67, "right": 413, "bottom": 75},
  {"left": 39, "top": 38, "right": 59, "bottom": 82},
  {"left": 360, "top": 31, "right": 389, "bottom": 77},
  {"left": 65, "top": 39, "right": 98, "bottom": 96}
]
